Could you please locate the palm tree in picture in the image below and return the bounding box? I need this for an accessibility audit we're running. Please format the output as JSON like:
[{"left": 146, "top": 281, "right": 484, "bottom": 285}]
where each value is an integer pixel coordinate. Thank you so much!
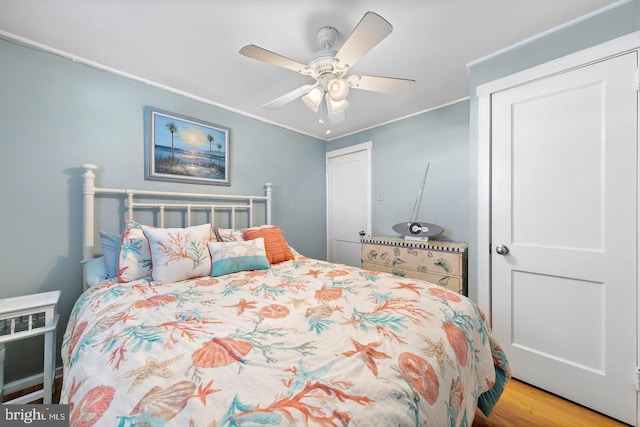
[
  {"left": 217, "top": 143, "right": 223, "bottom": 172},
  {"left": 207, "top": 134, "right": 214, "bottom": 168},
  {"left": 166, "top": 122, "right": 177, "bottom": 160}
]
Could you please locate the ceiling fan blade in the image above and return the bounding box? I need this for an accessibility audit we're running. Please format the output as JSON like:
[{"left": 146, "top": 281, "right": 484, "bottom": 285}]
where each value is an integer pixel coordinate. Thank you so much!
[
  {"left": 239, "top": 44, "right": 310, "bottom": 75},
  {"left": 348, "top": 75, "right": 415, "bottom": 94},
  {"left": 262, "top": 84, "right": 315, "bottom": 110},
  {"left": 334, "top": 12, "right": 392, "bottom": 70}
]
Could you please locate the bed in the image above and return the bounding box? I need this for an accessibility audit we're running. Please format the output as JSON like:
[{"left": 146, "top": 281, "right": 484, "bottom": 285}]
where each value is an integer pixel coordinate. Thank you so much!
[{"left": 60, "top": 164, "right": 510, "bottom": 427}]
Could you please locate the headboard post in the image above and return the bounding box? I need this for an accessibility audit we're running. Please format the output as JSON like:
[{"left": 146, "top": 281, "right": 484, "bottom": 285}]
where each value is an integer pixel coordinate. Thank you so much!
[
  {"left": 82, "top": 164, "right": 99, "bottom": 261},
  {"left": 265, "top": 182, "right": 272, "bottom": 225},
  {"left": 127, "top": 192, "right": 134, "bottom": 220}
]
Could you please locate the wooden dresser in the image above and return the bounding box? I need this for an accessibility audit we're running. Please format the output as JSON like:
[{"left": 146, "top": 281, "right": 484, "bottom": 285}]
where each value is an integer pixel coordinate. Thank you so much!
[{"left": 361, "top": 237, "right": 468, "bottom": 295}]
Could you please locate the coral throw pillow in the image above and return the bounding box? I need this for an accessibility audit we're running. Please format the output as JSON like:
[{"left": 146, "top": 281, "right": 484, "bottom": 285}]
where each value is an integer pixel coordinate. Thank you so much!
[
  {"left": 118, "top": 220, "right": 152, "bottom": 283},
  {"left": 243, "top": 226, "right": 294, "bottom": 265},
  {"left": 143, "top": 223, "right": 212, "bottom": 284}
]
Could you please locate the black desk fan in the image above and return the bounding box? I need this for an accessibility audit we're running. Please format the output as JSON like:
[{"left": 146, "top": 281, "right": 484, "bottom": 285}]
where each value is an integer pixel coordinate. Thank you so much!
[{"left": 392, "top": 163, "right": 444, "bottom": 241}]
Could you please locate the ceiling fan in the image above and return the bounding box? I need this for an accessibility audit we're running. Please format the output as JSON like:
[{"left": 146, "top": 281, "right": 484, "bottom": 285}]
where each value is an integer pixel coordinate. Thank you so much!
[{"left": 239, "top": 11, "right": 415, "bottom": 126}]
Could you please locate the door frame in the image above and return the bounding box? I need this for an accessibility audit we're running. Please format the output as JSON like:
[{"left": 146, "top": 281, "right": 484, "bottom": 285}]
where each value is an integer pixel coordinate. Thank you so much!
[
  {"left": 326, "top": 141, "right": 372, "bottom": 262},
  {"left": 476, "top": 31, "right": 640, "bottom": 426}
]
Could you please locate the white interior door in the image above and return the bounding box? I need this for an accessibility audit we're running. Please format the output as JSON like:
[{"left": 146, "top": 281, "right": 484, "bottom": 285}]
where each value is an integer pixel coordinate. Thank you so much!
[
  {"left": 326, "top": 142, "right": 371, "bottom": 267},
  {"left": 491, "top": 52, "right": 637, "bottom": 424}
]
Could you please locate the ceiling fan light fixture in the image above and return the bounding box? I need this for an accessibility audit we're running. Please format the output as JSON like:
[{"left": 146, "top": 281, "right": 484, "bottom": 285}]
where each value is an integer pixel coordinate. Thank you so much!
[
  {"left": 318, "top": 96, "right": 329, "bottom": 125},
  {"left": 327, "top": 97, "right": 349, "bottom": 114},
  {"left": 324, "top": 93, "right": 347, "bottom": 125},
  {"left": 302, "top": 87, "right": 323, "bottom": 112},
  {"left": 328, "top": 78, "right": 350, "bottom": 102}
]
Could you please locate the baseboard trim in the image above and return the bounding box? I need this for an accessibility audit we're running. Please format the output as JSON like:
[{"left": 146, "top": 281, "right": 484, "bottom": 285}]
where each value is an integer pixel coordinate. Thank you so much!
[{"left": 2, "top": 366, "right": 63, "bottom": 396}]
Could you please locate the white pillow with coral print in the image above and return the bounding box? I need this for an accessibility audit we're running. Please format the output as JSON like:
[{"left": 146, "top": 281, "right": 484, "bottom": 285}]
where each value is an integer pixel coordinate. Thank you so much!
[
  {"left": 143, "top": 223, "right": 212, "bottom": 284},
  {"left": 118, "top": 220, "right": 153, "bottom": 283}
]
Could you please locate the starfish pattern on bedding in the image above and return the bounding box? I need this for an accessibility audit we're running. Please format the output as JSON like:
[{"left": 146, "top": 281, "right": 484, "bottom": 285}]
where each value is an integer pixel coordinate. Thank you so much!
[
  {"left": 393, "top": 282, "right": 423, "bottom": 295},
  {"left": 224, "top": 298, "right": 257, "bottom": 315},
  {"left": 303, "top": 269, "right": 322, "bottom": 278},
  {"left": 339, "top": 313, "right": 364, "bottom": 330},
  {"left": 339, "top": 337, "right": 391, "bottom": 377},
  {"left": 418, "top": 334, "right": 455, "bottom": 376},
  {"left": 123, "top": 356, "right": 179, "bottom": 391},
  {"left": 287, "top": 296, "right": 311, "bottom": 309}
]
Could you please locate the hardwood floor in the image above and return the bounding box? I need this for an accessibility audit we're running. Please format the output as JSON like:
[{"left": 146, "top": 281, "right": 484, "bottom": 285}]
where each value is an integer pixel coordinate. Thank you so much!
[
  {"left": 473, "top": 379, "right": 630, "bottom": 427},
  {"left": 2, "top": 377, "right": 631, "bottom": 426}
]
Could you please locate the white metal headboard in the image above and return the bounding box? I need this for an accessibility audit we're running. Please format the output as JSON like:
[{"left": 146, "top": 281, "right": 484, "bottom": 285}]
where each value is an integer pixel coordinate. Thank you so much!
[{"left": 81, "top": 163, "right": 272, "bottom": 270}]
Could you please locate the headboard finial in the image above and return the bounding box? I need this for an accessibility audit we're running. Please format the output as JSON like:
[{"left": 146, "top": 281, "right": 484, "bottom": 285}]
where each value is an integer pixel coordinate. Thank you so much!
[{"left": 82, "top": 165, "right": 98, "bottom": 194}]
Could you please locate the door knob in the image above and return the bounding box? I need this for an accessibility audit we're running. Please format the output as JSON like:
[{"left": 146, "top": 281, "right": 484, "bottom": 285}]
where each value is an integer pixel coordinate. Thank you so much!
[
  {"left": 495, "top": 244, "right": 509, "bottom": 255},
  {"left": 359, "top": 230, "right": 366, "bottom": 237}
]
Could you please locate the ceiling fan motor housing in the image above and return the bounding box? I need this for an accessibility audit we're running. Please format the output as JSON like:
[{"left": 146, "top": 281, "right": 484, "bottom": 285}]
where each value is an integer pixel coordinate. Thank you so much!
[
  {"left": 309, "top": 26, "right": 350, "bottom": 85},
  {"left": 316, "top": 26, "right": 339, "bottom": 50}
]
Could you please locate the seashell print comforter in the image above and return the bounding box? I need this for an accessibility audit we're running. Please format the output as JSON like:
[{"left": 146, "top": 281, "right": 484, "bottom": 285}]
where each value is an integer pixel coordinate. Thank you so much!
[{"left": 61, "top": 254, "right": 510, "bottom": 426}]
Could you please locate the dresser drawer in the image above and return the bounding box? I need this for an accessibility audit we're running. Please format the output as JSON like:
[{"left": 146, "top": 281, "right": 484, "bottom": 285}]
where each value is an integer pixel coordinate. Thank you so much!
[
  {"left": 361, "top": 237, "right": 468, "bottom": 296},
  {"left": 362, "top": 243, "right": 463, "bottom": 276},
  {"left": 361, "top": 262, "right": 463, "bottom": 294}
]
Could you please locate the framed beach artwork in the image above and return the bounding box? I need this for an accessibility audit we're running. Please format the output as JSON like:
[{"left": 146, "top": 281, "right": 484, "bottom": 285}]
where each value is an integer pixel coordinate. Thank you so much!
[{"left": 144, "top": 106, "right": 230, "bottom": 186}]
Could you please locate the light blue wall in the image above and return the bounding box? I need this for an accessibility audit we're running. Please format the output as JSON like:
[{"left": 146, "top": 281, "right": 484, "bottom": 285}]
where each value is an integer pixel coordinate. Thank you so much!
[
  {"left": 0, "top": 38, "right": 326, "bottom": 382},
  {"left": 327, "top": 100, "right": 470, "bottom": 243},
  {"left": 467, "top": 0, "right": 640, "bottom": 300}
]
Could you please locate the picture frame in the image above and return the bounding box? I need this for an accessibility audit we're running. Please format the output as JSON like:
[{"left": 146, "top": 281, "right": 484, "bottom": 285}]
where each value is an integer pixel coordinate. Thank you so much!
[{"left": 144, "top": 106, "right": 230, "bottom": 186}]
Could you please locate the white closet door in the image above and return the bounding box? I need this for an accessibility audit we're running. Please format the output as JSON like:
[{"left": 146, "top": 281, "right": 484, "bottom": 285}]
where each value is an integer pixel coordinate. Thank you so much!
[
  {"left": 491, "top": 52, "right": 637, "bottom": 424},
  {"left": 326, "top": 143, "right": 371, "bottom": 267}
]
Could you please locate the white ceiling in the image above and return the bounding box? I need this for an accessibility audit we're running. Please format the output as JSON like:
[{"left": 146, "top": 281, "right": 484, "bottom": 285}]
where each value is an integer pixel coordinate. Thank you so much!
[{"left": 0, "top": 0, "right": 620, "bottom": 140}]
